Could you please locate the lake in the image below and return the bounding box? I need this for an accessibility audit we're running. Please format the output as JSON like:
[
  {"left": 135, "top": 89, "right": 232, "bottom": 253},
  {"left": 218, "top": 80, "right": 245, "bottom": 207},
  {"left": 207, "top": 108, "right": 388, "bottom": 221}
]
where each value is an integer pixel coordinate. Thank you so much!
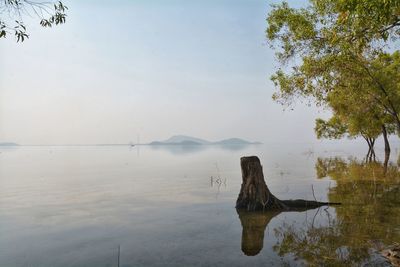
[{"left": 0, "top": 142, "right": 399, "bottom": 266}]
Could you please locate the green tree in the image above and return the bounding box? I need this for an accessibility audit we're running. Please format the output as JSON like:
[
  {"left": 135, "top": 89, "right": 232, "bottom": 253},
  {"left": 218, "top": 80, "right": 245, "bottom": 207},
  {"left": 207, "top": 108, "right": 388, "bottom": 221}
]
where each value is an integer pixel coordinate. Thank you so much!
[
  {"left": 333, "top": 0, "right": 400, "bottom": 43},
  {"left": 266, "top": 1, "right": 400, "bottom": 139},
  {"left": 0, "top": 0, "right": 67, "bottom": 42},
  {"left": 315, "top": 115, "right": 380, "bottom": 151},
  {"left": 315, "top": 80, "right": 397, "bottom": 153},
  {"left": 326, "top": 72, "right": 397, "bottom": 153}
]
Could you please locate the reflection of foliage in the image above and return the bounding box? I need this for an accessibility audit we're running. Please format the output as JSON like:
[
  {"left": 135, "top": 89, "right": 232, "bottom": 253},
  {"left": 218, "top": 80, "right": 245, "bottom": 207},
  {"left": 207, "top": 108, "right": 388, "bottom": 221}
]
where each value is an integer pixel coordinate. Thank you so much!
[
  {"left": 273, "top": 157, "right": 400, "bottom": 266},
  {"left": 274, "top": 218, "right": 351, "bottom": 266}
]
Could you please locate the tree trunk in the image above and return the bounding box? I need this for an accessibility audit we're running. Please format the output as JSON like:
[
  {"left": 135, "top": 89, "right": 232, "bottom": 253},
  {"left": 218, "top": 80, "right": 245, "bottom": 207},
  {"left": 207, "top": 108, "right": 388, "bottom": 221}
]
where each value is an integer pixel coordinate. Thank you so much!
[
  {"left": 394, "top": 115, "right": 400, "bottom": 135},
  {"left": 382, "top": 124, "right": 390, "bottom": 153},
  {"left": 364, "top": 136, "right": 377, "bottom": 162},
  {"left": 384, "top": 151, "right": 390, "bottom": 175},
  {"left": 236, "top": 156, "right": 340, "bottom": 212},
  {"left": 364, "top": 136, "right": 372, "bottom": 153}
]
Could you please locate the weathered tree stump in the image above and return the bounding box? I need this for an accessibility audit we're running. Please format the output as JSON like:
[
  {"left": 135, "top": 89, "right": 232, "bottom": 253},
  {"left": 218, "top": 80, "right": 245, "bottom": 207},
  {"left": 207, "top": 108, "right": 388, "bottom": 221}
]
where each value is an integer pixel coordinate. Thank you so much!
[{"left": 236, "top": 156, "right": 340, "bottom": 211}]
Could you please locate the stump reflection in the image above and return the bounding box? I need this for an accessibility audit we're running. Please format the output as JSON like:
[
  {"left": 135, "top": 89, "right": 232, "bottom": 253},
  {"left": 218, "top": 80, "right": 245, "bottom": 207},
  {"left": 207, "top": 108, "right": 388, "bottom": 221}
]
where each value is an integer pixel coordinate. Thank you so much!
[{"left": 237, "top": 210, "right": 281, "bottom": 256}]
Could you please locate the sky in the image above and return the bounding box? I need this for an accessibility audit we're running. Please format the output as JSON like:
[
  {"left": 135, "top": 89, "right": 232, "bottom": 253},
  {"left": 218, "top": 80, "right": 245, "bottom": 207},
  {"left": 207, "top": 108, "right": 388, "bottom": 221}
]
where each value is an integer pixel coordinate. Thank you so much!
[{"left": 0, "top": 0, "right": 329, "bottom": 145}]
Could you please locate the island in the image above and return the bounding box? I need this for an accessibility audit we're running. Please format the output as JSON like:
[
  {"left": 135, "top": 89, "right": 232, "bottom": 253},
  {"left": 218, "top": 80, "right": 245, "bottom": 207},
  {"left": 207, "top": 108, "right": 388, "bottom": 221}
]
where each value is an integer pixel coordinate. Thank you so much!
[
  {"left": 0, "top": 142, "right": 19, "bottom": 146},
  {"left": 148, "top": 135, "right": 261, "bottom": 146}
]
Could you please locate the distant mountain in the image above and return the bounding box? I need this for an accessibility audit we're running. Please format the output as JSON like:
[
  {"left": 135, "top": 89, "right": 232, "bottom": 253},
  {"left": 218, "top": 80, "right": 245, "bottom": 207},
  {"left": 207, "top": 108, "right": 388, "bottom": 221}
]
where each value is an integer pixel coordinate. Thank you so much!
[
  {"left": 214, "top": 138, "right": 253, "bottom": 145},
  {"left": 0, "top": 142, "right": 19, "bottom": 146},
  {"left": 148, "top": 136, "right": 260, "bottom": 146},
  {"left": 149, "top": 140, "right": 203, "bottom": 146},
  {"left": 163, "top": 135, "right": 211, "bottom": 145}
]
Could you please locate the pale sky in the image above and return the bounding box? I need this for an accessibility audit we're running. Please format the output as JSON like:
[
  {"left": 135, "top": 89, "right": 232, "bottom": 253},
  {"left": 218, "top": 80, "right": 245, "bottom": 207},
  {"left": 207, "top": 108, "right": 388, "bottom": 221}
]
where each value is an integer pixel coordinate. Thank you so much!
[{"left": 0, "top": 0, "right": 327, "bottom": 145}]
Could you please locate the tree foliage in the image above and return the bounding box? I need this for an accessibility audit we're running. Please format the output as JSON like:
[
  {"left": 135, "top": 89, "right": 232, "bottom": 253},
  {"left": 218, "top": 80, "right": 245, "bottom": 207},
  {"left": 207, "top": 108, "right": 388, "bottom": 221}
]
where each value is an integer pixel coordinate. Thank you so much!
[
  {"left": 266, "top": 0, "right": 400, "bottom": 146},
  {"left": 314, "top": 67, "right": 397, "bottom": 148},
  {"left": 267, "top": 0, "right": 400, "bottom": 61},
  {"left": 0, "top": 0, "right": 67, "bottom": 42},
  {"left": 334, "top": 0, "right": 400, "bottom": 43},
  {"left": 315, "top": 116, "right": 347, "bottom": 139}
]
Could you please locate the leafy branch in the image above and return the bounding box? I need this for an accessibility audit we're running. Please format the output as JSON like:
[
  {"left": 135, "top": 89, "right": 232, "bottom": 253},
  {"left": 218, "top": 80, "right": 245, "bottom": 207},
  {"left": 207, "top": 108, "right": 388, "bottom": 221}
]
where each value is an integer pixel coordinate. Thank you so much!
[{"left": 0, "top": 0, "right": 67, "bottom": 42}]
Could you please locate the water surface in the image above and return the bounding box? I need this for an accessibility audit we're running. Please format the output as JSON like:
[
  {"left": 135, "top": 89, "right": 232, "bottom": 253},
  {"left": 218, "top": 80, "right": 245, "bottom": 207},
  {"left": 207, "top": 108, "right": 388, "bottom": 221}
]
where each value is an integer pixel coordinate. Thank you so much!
[{"left": 0, "top": 142, "right": 399, "bottom": 266}]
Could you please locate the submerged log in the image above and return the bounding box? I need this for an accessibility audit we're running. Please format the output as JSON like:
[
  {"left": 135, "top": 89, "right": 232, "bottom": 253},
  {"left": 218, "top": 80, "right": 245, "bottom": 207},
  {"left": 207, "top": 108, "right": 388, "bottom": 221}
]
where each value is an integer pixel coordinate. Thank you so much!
[{"left": 236, "top": 156, "right": 340, "bottom": 211}]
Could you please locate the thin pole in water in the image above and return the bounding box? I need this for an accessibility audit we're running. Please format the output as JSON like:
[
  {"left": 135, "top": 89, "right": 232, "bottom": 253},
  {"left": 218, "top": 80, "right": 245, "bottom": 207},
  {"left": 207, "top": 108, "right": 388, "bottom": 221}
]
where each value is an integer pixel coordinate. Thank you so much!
[{"left": 117, "top": 245, "right": 120, "bottom": 267}]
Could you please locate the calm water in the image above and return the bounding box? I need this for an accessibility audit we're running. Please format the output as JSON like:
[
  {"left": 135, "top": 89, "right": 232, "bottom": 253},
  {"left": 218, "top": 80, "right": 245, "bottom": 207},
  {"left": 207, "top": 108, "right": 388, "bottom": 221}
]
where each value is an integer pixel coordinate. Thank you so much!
[{"left": 0, "top": 142, "right": 399, "bottom": 266}]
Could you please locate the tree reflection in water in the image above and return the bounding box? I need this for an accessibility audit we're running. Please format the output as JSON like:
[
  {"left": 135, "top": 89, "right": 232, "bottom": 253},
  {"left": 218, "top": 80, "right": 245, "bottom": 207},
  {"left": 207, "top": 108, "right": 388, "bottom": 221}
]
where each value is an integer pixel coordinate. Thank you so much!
[
  {"left": 238, "top": 156, "right": 400, "bottom": 266},
  {"left": 237, "top": 210, "right": 281, "bottom": 256}
]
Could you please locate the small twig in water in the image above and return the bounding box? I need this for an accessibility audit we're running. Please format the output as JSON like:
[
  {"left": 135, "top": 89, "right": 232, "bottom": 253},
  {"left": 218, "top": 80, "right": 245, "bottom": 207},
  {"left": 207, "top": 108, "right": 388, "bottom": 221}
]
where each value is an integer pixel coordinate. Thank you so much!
[
  {"left": 311, "top": 184, "right": 317, "bottom": 201},
  {"left": 311, "top": 207, "right": 321, "bottom": 229}
]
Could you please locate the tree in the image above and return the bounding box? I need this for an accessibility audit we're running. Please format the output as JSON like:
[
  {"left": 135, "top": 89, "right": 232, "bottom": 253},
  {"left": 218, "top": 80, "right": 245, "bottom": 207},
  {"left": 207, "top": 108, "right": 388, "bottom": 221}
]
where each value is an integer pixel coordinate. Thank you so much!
[
  {"left": 325, "top": 54, "right": 399, "bottom": 154},
  {"left": 0, "top": 0, "right": 67, "bottom": 42},
  {"left": 315, "top": 114, "right": 382, "bottom": 160},
  {"left": 314, "top": 77, "right": 397, "bottom": 155},
  {"left": 266, "top": 1, "right": 400, "bottom": 139}
]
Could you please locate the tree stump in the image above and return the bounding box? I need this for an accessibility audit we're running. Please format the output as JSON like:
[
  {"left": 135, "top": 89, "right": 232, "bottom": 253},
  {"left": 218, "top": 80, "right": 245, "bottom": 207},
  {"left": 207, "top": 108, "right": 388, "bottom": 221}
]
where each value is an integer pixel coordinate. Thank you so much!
[
  {"left": 236, "top": 156, "right": 287, "bottom": 211},
  {"left": 236, "top": 156, "right": 339, "bottom": 212}
]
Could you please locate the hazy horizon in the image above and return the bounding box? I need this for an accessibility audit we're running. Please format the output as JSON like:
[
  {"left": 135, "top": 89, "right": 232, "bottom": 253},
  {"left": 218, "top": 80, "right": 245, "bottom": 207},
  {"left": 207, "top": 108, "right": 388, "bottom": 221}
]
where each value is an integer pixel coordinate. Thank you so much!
[
  {"left": 0, "top": 134, "right": 261, "bottom": 145},
  {"left": 0, "top": 0, "right": 328, "bottom": 145}
]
